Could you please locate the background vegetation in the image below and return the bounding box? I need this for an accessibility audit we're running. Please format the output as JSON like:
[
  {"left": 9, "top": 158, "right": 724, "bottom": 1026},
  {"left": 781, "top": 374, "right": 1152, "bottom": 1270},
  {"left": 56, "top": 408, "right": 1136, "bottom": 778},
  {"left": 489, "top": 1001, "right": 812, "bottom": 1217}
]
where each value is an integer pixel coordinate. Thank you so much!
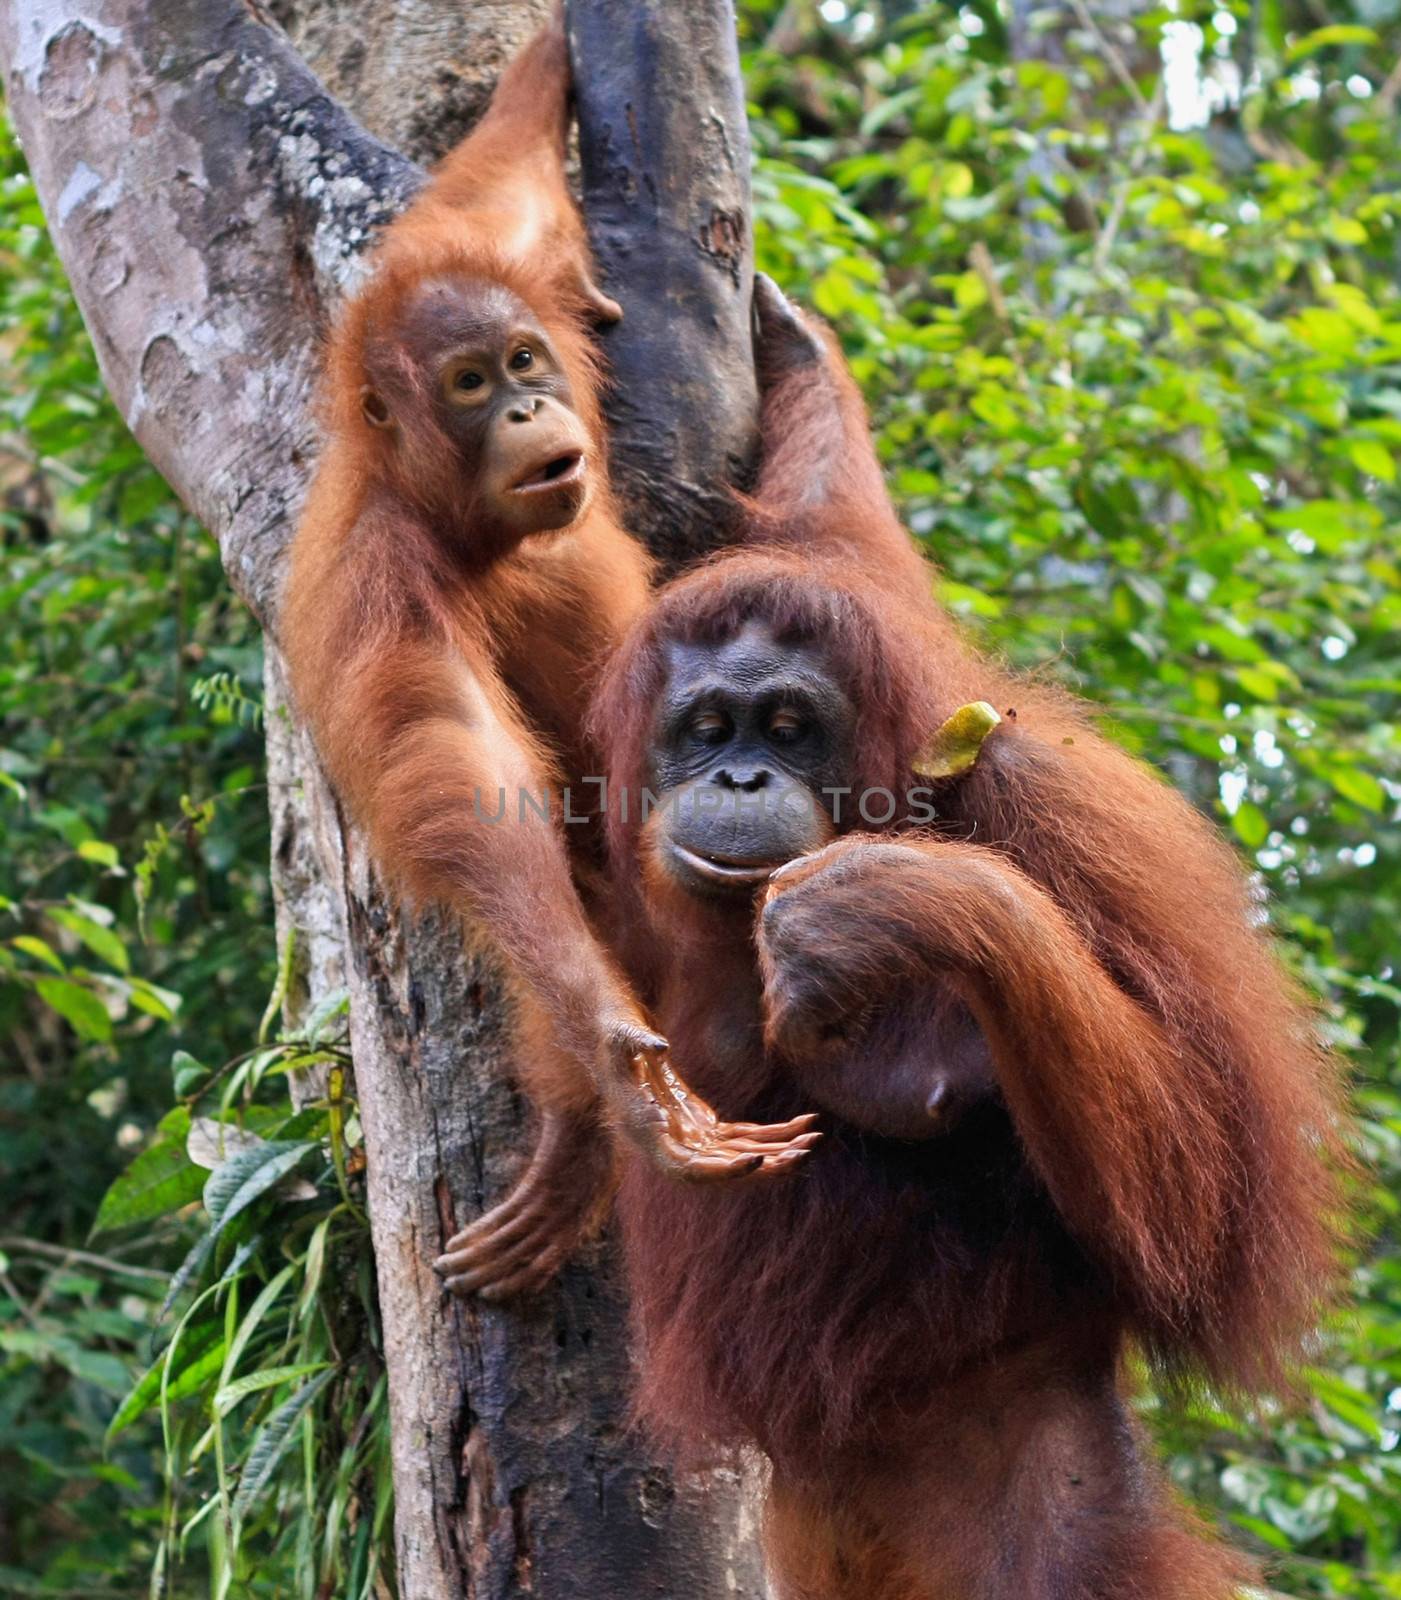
[{"left": 2, "top": 0, "right": 1398, "bottom": 1593}]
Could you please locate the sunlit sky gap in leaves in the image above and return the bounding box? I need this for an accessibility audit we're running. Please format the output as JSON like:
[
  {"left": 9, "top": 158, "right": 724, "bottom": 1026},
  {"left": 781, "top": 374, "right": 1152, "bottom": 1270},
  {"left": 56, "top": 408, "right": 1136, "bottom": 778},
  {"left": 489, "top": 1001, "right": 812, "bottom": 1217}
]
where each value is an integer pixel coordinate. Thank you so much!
[{"left": 817, "top": 4, "right": 1376, "bottom": 133}]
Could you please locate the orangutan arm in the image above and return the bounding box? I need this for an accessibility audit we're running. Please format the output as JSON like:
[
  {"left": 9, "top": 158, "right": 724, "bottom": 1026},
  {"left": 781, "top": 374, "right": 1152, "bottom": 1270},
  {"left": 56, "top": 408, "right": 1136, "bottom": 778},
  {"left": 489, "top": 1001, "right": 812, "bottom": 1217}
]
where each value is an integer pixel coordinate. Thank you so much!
[
  {"left": 758, "top": 827, "right": 1340, "bottom": 1387},
  {"left": 742, "top": 276, "right": 930, "bottom": 596}
]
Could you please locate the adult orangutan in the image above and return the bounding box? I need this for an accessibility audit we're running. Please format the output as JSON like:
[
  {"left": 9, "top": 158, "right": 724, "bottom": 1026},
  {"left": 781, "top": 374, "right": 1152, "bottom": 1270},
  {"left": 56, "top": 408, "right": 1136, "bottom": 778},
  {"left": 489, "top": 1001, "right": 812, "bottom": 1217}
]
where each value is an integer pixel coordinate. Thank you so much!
[
  {"left": 581, "top": 282, "right": 1346, "bottom": 1597},
  {"left": 281, "top": 22, "right": 815, "bottom": 1298}
]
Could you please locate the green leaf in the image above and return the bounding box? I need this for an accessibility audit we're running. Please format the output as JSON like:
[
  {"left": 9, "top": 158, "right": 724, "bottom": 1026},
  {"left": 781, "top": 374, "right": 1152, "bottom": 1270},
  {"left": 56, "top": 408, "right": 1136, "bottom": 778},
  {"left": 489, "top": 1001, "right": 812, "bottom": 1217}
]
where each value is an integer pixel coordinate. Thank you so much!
[
  {"left": 303, "top": 987, "right": 350, "bottom": 1045},
  {"left": 152, "top": 1140, "right": 315, "bottom": 1318},
  {"left": 0, "top": 1328, "right": 129, "bottom": 1394},
  {"left": 1227, "top": 1513, "right": 1293, "bottom": 1552},
  {"left": 297, "top": 1215, "right": 332, "bottom": 1318},
  {"left": 76, "top": 839, "right": 119, "bottom": 867},
  {"left": 47, "top": 906, "right": 129, "bottom": 973},
  {"left": 938, "top": 580, "right": 1005, "bottom": 619},
  {"left": 106, "top": 1322, "right": 226, "bottom": 1441},
  {"left": 32, "top": 975, "right": 112, "bottom": 1041},
  {"left": 127, "top": 977, "right": 181, "bottom": 1020},
  {"left": 214, "top": 1361, "right": 330, "bottom": 1417},
  {"left": 203, "top": 1141, "right": 316, "bottom": 1229},
  {"left": 1199, "top": 625, "right": 1263, "bottom": 664},
  {"left": 1304, "top": 1368, "right": 1384, "bottom": 1443},
  {"left": 233, "top": 1368, "right": 336, "bottom": 1518},
  {"left": 857, "top": 85, "right": 921, "bottom": 137},
  {"left": 171, "top": 1049, "right": 207, "bottom": 1097},
  {"left": 11, "top": 935, "right": 64, "bottom": 972},
  {"left": 1327, "top": 767, "right": 1385, "bottom": 813},
  {"left": 118, "top": 471, "right": 174, "bottom": 524},
  {"left": 1286, "top": 24, "right": 1377, "bottom": 61},
  {"left": 1349, "top": 437, "right": 1395, "bottom": 484},
  {"left": 1234, "top": 667, "right": 1278, "bottom": 703},
  {"left": 217, "top": 1261, "right": 296, "bottom": 1398},
  {"left": 969, "top": 385, "right": 1018, "bottom": 432},
  {"left": 1231, "top": 803, "right": 1269, "bottom": 850},
  {"left": 157, "top": 1229, "right": 220, "bottom": 1324},
  {"left": 93, "top": 1130, "right": 205, "bottom": 1234}
]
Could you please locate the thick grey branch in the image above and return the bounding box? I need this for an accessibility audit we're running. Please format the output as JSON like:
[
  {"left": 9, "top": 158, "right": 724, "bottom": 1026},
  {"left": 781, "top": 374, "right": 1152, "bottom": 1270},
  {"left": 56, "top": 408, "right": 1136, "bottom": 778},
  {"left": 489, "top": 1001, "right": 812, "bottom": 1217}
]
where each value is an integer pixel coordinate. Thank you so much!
[{"left": 1, "top": 0, "right": 417, "bottom": 622}]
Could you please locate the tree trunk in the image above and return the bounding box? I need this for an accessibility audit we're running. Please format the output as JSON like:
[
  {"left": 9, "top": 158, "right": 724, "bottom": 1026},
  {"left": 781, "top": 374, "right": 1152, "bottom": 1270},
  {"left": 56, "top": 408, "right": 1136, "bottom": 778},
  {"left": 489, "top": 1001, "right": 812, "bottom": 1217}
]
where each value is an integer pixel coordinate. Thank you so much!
[
  {"left": 572, "top": 0, "right": 759, "bottom": 562},
  {"left": 0, "top": 1, "right": 766, "bottom": 1594},
  {"left": 269, "top": 0, "right": 554, "bottom": 165}
]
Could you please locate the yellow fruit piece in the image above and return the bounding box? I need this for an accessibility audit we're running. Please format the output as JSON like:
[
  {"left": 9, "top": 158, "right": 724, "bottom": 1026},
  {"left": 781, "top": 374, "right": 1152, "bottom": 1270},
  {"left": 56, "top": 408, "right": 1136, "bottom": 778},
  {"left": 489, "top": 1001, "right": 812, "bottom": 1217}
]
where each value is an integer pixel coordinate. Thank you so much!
[{"left": 911, "top": 701, "right": 1003, "bottom": 779}]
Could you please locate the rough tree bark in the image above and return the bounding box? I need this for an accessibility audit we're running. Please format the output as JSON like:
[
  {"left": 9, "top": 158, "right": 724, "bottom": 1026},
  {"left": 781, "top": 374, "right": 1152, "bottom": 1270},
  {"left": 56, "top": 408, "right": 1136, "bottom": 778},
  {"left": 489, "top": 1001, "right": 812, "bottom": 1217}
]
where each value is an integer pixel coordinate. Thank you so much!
[
  {"left": 572, "top": 0, "right": 759, "bottom": 560},
  {"left": 270, "top": 0, "right": 554, "bottom": 163},
  {"left": 0, "top": 1, "right": 765, "bottom": 1595}
]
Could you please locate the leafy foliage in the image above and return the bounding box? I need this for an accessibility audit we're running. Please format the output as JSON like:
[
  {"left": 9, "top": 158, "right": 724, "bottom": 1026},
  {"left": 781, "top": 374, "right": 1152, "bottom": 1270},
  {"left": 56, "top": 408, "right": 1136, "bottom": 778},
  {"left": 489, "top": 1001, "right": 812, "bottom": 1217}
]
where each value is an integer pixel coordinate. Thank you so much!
[
  {"left": 1, "top": 0, "right": 1399, "bottom": 1594},
  {"left": 741, "top": 0, "right": 1401, "bottom": 1591},
  {"left": 86, "top": 1015, "right": 391, "bottom": 1600},
  {"left": 0, "top": 103, "right": 279, "bottom": 1594}
]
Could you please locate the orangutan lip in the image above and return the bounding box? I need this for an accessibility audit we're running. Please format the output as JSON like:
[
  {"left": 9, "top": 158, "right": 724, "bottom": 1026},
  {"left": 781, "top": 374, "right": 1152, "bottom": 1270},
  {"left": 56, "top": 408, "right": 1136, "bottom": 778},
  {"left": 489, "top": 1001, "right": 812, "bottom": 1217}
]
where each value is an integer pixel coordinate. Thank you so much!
[
  {"left": 670, "top": 842, "right": 786, "bottom": 885},
  {"left": 512, "top": 451, "right": 585, "bottom": 493}
]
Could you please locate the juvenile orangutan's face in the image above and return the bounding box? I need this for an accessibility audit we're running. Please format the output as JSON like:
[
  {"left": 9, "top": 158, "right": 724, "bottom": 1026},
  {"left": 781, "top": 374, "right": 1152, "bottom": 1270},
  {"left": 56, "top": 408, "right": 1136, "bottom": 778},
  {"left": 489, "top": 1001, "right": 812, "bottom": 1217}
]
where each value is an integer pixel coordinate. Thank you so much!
[{"left": 363, "top": 277, "right": 592, "bottom": 542}]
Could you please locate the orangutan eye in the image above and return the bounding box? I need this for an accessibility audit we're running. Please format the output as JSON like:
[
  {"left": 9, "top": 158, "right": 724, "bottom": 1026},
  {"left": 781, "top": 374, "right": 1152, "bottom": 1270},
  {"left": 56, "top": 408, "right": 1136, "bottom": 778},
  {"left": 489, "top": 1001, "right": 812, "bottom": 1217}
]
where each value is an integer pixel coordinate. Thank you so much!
[
  {"left": 768, "top": 710, "right": 805, "bottom": 743},
  {"left": 691, "top": 711, "right": 731, "bottom": 744},
  {"left": 509, "top": 347, "right": 535, "bottom": 372},
  {"left": 444, "top": 363, "right": 492, "bottom": 407}
]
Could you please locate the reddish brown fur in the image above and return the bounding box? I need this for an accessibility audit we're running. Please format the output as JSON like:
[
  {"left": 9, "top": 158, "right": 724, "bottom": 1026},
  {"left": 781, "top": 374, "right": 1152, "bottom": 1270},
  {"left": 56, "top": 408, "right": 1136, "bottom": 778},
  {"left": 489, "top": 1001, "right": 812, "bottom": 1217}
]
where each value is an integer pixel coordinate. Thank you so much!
[
  {"left": 590, "top": 295, "right": 1347, "bottom": 1597},
  {"left": 281, "top": 21, "right": 648, "bottom": 1186},
  {"left": 282, "top": 34, "right": 822, "bottom": 1293}
]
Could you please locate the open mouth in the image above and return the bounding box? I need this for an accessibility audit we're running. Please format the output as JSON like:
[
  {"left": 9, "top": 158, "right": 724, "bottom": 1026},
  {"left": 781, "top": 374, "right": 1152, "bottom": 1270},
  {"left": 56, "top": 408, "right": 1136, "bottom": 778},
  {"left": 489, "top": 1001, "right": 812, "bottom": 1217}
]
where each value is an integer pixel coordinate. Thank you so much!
[
  {"left": 512, "top": 451, "right": 586, "bottom": 494},
  {"left": 669, "top": 842, "right": 789, "bottom": 887}
]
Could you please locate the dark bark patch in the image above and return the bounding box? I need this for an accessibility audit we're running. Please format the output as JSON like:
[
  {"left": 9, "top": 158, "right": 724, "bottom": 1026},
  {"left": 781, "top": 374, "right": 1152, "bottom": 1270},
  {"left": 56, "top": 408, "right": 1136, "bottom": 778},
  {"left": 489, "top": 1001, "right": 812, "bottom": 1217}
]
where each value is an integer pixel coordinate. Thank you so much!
[
  {"left": 698, "top": 203, "right": 744, "bottom": 283},
  {"left": 638, "top": 1468, "right": 675, "bottom": 1528},
  {"left": 87, "top": 235, "right": 129, "bottom": 297},
  {"left": 434, "top": 1172, "right": 458, "bottom": 1240},
  {"left": 464, "top": 1425, "right": 504, "bottom": 1568},
  {"left": 140, "top": 333, "right": 196, "bottom": 414},
  {"left": 129, "top": 90, "right": 159, "bottom": 136},
  {"left": 510, "top": 1484, "right": 535, "bottom": 1590},
  {"left": 38, "top": 22, "right": 101, "bottom": 120}
]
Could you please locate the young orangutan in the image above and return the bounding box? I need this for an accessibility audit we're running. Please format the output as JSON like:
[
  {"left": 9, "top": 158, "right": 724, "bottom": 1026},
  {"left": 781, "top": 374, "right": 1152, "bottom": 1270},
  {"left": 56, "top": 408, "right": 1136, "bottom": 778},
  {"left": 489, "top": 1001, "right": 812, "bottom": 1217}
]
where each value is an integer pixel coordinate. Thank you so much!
[
  {"left": 580, "top": 283, "right": 1347, "bottom": 1597},
  {"left": 280, "top": 21, "right": 816, "bottom": 1298}
]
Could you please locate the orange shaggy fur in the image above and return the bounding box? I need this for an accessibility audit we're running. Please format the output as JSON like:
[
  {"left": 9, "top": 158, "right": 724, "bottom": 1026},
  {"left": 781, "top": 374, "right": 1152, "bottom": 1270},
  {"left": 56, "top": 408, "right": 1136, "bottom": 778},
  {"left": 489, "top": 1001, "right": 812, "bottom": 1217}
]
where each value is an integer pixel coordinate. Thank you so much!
[
  {"left": 281, "top": 21, "right": 648, "bottom": 1133},
  {"left": 590, "top": 297, "right": 1348, "bottom": 1599}
]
